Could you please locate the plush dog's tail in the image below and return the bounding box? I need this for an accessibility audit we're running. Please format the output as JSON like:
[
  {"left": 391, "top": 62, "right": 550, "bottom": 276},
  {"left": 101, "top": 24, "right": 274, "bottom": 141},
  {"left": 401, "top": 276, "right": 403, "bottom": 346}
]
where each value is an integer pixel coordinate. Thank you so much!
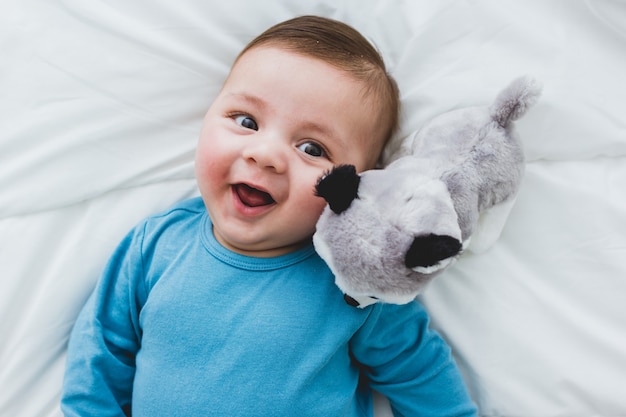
[{"left": 490, "top": 76, "right": 542, "bottom": 127}]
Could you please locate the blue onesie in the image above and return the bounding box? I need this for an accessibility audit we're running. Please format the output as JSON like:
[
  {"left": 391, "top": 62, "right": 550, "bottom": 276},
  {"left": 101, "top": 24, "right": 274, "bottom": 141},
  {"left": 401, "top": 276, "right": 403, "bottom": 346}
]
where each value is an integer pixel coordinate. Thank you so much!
[{"left": 61, "top": 197, "right": 477, "bottom": 416}]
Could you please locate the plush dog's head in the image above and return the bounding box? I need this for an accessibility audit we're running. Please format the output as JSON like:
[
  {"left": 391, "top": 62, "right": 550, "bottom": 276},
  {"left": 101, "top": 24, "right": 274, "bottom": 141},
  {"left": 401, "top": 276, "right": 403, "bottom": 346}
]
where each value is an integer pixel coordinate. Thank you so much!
[
  {"left": 313, "top": 164, "right": 462, "bottom": 307},
  {"left": 313, "top": 77, "right": 540, "bottom": 308}
]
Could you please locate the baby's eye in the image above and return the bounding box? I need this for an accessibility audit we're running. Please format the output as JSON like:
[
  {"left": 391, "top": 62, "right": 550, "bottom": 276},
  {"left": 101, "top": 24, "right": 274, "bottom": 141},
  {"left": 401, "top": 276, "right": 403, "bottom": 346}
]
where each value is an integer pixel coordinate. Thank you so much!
[
  {"left": 297, "top": 142, "right": 327, "bottom": 158},
  {"left": 234, "top": 114, "right": 258, "bottom": 131}
]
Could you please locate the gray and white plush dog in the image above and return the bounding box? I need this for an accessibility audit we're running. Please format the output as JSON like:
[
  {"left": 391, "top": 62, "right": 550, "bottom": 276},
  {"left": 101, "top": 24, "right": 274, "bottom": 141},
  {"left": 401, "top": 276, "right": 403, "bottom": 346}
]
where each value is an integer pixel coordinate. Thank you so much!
[{"left": 313, "top": 76, "right": 541, "bottom": 307}]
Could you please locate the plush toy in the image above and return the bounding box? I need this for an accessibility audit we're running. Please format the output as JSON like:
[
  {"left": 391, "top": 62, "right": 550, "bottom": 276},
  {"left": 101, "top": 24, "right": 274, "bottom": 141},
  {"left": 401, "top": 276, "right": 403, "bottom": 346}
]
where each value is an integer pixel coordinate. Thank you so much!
[{"left": 313, "top": 76, "right": 541, "bottom": 308}]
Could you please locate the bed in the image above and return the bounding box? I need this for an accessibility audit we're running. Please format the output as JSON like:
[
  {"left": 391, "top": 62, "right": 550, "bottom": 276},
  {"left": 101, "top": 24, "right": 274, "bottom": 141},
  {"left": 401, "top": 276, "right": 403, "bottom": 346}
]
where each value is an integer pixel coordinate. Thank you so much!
[{"left": 1, "top": 0, "right": 625, "bottom": 416}]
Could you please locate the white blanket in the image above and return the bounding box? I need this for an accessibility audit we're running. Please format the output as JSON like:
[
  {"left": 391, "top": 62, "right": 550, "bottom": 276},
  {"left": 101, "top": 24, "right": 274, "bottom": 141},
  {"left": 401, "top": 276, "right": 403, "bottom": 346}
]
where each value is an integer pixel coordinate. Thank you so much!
[{"left": 2, "top": 1, "right": 625, "bottom": 416}]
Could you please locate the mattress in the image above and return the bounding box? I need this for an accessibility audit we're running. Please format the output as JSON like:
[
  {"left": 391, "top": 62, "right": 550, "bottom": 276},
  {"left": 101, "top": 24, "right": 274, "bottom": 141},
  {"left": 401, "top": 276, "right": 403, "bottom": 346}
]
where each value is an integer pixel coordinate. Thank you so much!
[{"left": 1, "top": 1, "right": 625, "bottom": 416}]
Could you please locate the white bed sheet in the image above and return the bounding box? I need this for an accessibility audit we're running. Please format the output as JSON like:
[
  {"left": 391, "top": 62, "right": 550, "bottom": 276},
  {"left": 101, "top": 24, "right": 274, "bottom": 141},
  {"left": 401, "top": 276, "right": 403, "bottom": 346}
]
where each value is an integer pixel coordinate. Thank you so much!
[{"left": 1, "top": 1, "right": 625, "bottom": 416}]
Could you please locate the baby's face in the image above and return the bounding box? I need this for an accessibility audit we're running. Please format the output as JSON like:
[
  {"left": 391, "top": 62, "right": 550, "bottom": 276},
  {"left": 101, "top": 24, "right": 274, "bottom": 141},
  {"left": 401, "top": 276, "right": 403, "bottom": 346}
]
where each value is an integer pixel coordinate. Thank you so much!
[{"left": 195, "top": 46, "right": 385, "bottom": 257}]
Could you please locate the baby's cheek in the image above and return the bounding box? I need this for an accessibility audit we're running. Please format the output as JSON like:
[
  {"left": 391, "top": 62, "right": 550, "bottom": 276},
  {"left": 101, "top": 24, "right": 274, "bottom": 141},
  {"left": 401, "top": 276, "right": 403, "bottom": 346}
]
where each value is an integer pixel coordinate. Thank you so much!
[
  {"left": 308, "top": 191, "right": 330, "bottom": 220},
  {"left": 194, "top": 153, "right": 213, "bottom": 187},
  {"left": 194, "top": 138, "right": 211, "bottom": 172},
  {"left": 195, "top": 135, "right": 227, "bottom": 177}
]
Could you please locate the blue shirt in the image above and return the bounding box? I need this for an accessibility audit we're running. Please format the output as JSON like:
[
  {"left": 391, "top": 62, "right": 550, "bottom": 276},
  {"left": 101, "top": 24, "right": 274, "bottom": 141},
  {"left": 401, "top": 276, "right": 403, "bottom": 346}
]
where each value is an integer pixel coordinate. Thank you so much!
[{"left": 61, "top": 197, "right": 477, "bottom": 416}]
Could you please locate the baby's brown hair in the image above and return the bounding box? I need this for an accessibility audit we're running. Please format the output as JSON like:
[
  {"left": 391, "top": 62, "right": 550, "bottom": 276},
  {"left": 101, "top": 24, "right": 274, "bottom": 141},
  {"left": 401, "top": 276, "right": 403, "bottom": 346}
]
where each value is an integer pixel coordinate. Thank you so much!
[{"left": 236, "top": 15, "right": 400, "bottom": 151}]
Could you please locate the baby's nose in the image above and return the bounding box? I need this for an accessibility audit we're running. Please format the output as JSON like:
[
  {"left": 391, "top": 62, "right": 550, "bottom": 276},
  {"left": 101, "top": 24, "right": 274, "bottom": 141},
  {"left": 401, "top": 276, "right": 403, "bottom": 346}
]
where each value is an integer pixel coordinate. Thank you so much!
[{"left": 242, "top": 139, "right": 288, "bottom": 173}]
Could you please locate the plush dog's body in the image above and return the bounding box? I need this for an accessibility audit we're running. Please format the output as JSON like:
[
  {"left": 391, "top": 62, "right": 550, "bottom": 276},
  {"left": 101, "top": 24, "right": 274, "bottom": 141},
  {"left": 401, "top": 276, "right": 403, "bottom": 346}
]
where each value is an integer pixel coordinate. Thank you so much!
[{"left": 314, "top": 76, "right": 541, "bottom": 307}]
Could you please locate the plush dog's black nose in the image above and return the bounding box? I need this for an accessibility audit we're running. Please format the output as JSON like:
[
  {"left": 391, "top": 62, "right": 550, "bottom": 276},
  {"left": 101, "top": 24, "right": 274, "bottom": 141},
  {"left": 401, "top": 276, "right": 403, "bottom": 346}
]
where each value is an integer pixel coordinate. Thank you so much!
[
  {"left": 405, "top": 234, "right": 462, "bottom": 269},
  {"left": 343, "top": 293, "right": 360, "bottom": 307}
]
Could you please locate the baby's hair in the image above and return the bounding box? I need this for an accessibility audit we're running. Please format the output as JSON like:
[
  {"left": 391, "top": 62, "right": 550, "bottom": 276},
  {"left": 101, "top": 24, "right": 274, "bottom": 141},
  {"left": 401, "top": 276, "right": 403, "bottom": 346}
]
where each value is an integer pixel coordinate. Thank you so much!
[{"left": 236, "top": 15, "right": 400, "bottom": 146}]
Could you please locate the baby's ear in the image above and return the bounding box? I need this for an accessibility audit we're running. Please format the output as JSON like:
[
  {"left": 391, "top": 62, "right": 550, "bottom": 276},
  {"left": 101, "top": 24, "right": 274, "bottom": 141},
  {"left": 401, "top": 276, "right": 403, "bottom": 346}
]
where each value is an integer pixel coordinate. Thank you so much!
[
  {"left": 405, "top": 234, "right": 462, "bottom": 269},
  {"left": 315, "top": 164, "right": 360, "bottom": 214}
]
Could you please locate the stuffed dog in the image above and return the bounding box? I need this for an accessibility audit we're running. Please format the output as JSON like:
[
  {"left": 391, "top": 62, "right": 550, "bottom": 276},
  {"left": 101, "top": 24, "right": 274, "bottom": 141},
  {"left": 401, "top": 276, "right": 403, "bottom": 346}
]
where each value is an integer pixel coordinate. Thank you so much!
[{"left": 314, "top": 76, "right": 541, "bottom": 307}]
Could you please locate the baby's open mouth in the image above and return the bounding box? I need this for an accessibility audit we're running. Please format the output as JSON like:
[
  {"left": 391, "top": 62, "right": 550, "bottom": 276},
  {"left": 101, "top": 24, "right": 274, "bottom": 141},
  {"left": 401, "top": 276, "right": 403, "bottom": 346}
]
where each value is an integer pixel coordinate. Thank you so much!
[{"left": 234, "top": 184, "right": 275, "bottom": 207}]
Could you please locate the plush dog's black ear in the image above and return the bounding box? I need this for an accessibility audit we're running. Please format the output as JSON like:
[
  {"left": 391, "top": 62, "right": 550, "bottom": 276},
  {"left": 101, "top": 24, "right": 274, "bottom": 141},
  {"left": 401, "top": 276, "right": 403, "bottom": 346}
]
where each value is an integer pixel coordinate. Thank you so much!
[
  {"left": 315, "top": 164, "right": 360, "bottom": 214},
  {"left": 405, "top": 234, "right": 462, "bottom": 269}
]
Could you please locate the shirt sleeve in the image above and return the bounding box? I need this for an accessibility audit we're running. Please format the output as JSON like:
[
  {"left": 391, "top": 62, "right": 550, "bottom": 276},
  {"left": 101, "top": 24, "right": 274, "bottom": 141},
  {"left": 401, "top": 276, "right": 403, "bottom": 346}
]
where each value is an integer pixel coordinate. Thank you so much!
[
  {"left": 61, "top": 223, "right": 148, "bottom": 417},
  {"left": 351, "top": 300, "right": 478, "bottom": 417}
]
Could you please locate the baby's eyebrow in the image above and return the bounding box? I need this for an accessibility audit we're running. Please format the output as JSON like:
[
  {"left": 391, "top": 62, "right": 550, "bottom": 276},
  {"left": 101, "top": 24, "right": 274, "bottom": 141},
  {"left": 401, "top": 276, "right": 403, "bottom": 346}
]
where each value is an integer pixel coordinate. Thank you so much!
[
  {"left": 299, "top": 120, "right": 339, "bottom": 143},
  {"left": 226, "top": 92, "right": 266, "bottom": 108}
]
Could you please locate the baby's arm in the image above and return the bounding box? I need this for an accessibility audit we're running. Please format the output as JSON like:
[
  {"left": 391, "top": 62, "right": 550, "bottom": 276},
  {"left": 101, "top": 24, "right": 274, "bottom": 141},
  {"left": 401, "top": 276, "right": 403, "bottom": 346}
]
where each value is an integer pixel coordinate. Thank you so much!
[
  {"left": 61, "top": 227, "right": 146, "bottom": 417},
  {"left": 352, "top": 301, "right": 477, "bottom": 416}
]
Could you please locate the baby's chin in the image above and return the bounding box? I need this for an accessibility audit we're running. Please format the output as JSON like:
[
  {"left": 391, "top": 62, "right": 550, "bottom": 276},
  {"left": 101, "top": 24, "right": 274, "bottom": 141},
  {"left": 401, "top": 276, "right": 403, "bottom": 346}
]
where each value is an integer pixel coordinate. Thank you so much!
[{"left": 213, "top": 227, "right": 312, "bottom": 258}]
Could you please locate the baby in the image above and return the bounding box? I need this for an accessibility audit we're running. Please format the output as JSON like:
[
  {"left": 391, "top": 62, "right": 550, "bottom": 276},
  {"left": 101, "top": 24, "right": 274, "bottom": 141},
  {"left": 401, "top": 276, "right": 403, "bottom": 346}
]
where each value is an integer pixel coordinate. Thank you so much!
[{"left": 61, "top": 15, "right": 477, "bottom": 416}]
